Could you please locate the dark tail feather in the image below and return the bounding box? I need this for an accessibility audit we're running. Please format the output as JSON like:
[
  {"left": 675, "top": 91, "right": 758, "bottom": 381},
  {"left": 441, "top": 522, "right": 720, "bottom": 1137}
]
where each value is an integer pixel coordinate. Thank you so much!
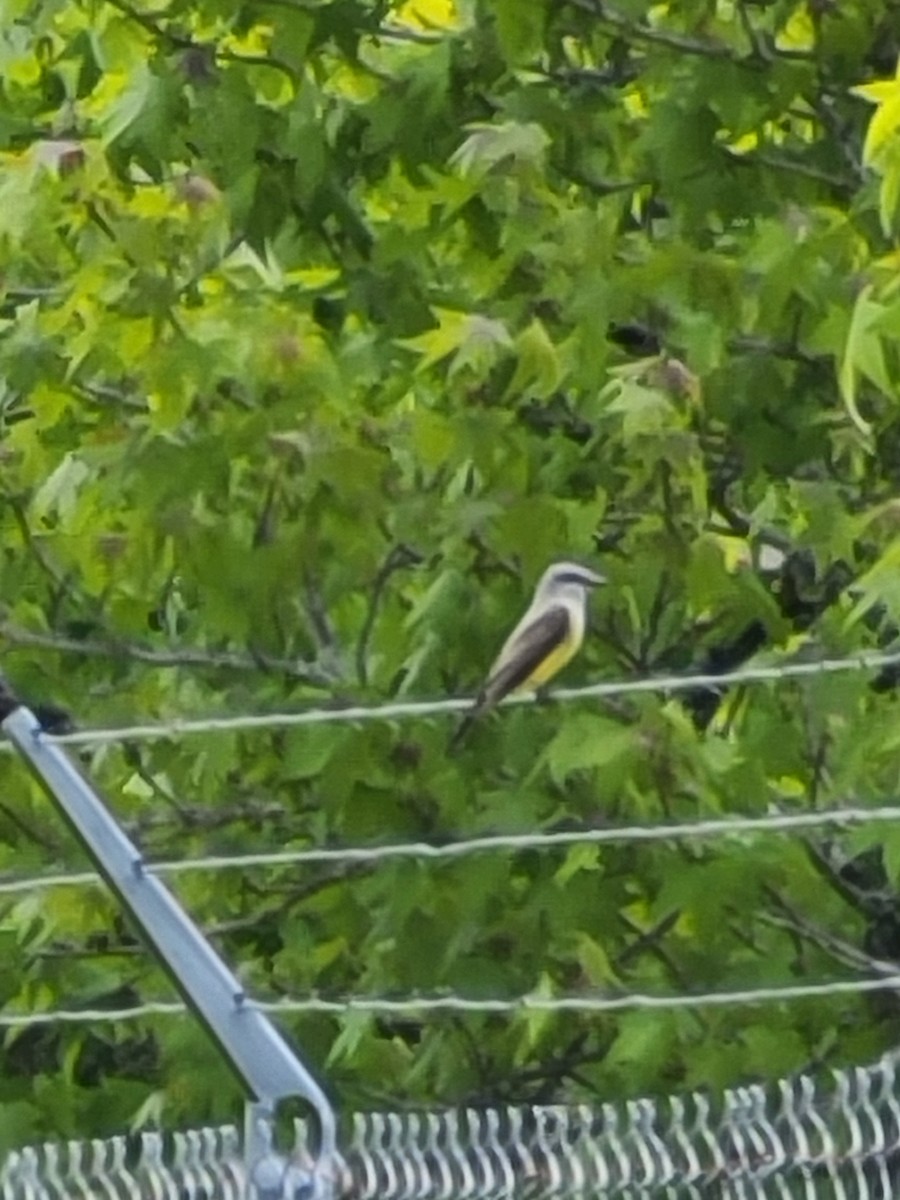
[
  {"left": 449, "top": 691, "right": 492, "bottom": 753},
  {"left": 449, "top": 678, "right": 511, "bottom": 753},
  {"left": 448, "top": 709, "right": 477, "bottom": 753}
]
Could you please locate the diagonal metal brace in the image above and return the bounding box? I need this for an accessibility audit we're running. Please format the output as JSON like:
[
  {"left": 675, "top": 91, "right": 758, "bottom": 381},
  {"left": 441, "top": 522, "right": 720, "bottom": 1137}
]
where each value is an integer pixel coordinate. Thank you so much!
[{"left": 2, "top": 706, "right": 336, "bottom": 1194}]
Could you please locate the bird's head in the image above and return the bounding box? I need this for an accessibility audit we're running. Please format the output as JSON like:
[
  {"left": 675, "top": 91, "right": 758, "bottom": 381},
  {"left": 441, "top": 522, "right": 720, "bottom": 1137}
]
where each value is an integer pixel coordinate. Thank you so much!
[{"left": 536, "top": 561, "right": 607, "bottom": 603}]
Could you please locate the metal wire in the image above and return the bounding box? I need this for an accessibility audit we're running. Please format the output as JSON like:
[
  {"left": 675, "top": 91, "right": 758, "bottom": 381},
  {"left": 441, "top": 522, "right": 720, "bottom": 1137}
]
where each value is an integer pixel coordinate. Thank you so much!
[
  {"left": 5, "top": 1052, "right": 900, "bottom": 1198},
  {"left": 4, "top": 655, "right": 900, "bottom": 1194},
  {"left": 1, "top": 646, "right": 897, "bottom": 750},
  {"left": 1, "top": 974, "right": 899, "bottom": 1030},
  {"left": 0, "top": 803, "right": 898, "bottom": 899}
]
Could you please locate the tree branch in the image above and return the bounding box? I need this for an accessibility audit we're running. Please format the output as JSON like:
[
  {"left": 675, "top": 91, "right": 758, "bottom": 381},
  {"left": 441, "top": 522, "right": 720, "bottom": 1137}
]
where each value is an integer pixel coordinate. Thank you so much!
[
  {"left": 568, "top": 0, "right": 739, "bottom": 60},
  {"left": 724, "top": 146, "right": 858, "bottom": 193},
  {"left": 103, "top": 0, "right": 191, "bottom": 45},
  {"left": 727, "top": 334, "right": 830, "bottom": 367},
  {"left": 120, "top": 744, "right": 191, "bottom": 821},
  {"left": 761, "top": 887, "right": 900, "bottom": 978},
  {"left": 356, "top": 543, "right": 423, "bottom": 688},
  {"left": 104, "top": 0, "right": 299, "bottom": 83},
  {"left": 803, "top": 837, "right": 896, "bottom": 921},
  {"left": 0, "top": 800, "right": 61, "bottom": 854},
  {"left": 0, "top": 620, "right": 337, "bottom": 687},
  {"left": 211, "top": 863, "right": 371, "bottom": 940},
  {"left": 615, "top": 908, "right": 697, "bottom": 1007},
  {"left": 374, "top": 23, "right": 448, "bottom": 45},
  {"left": 3, "top": 492, "right": 76, "bottom": 602}
]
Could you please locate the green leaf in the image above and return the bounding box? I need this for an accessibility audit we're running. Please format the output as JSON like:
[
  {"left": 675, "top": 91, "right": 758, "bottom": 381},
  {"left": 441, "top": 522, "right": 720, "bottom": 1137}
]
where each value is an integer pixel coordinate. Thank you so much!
[
  {"left": 516, "top": 971, "right": 555, "bottom": 1056},
  {"left": 494, "top": 0, "right": 547, "bottom": 66},
  {"left": 554, "top": 844, "right": 600, "bottom": 885},
  {"left": 282, "top": 727, "right": 348, "bottom": 780},
  {"left": 505, "top": 318, "right": 563, "bottom": 399},
  {"left": 544, "top": 715, "right": 636, "bottom": 785},
  {"left": 450, "top": 121, "right": 550, "bottom": 178},
  {"left": 839, "top": 285, "right": 889, "bottom": 435},
  {"left": 573, "top": 931, "right": 620, "bottom": 985},
  {"left": 401, "top": 308, "right": 470, "bottom": 370},
  {"left": 606, "top": 1014, "right": 674, "bottom": 1078},
  {"left": 327, "top": 1013, "right": 376, "bottom": 1067},
  {"left": 30, "top": 452, "right": 91, "bottom": 524}
]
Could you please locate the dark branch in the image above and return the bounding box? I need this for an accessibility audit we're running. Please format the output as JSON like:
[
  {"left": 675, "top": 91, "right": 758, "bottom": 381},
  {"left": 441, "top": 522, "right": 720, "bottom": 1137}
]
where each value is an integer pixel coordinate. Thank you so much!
[
  {"left": 568, "top": 0, "right": 739, "bottom": 59},
  {"left": 356, "top": 544, "right": 423, "bottom": 688},
  {"left": 0, "top": 621, "right": 337, "bottom": 687}
]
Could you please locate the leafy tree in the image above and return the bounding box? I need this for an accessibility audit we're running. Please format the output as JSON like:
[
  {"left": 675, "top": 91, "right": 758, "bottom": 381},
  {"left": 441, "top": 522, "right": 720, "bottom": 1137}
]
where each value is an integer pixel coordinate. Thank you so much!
[{"left": 3, "top": 0, "right": 900, "bottom": 1148}]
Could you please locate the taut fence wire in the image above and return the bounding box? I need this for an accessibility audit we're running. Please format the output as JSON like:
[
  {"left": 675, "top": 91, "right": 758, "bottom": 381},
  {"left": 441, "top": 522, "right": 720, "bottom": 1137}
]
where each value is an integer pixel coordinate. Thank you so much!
[
  {"left": 0, "top": 803, "right": 898, "bottom": 899},
  {"left": 0, "top": 644, "right": 896, "bottom": 750},
  {"left": 3, "top": 640, "right": 900, "bottom": 1196},
  {"left": 1, "top": 974, "right": 900, "bottom": 1031}
]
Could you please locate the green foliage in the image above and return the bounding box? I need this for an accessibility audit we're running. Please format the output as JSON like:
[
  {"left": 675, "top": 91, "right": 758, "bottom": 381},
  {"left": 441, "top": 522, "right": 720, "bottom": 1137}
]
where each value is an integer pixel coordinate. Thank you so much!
[{"left": 1, "top": 0, "right": 900, "bottom": 1144}]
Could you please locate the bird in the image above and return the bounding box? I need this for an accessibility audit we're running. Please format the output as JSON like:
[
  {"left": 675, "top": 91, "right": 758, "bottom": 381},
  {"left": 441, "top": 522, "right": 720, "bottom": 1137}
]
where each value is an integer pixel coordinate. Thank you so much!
[{"left": 450, "top": 561, "right": 606, "bottom": 748}]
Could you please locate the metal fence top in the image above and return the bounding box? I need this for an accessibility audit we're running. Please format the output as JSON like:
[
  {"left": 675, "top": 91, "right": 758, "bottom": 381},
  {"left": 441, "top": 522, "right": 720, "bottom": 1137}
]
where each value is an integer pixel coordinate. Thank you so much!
[{"left": 4, "top": 1052, "right": 900, "bottom": 1199}]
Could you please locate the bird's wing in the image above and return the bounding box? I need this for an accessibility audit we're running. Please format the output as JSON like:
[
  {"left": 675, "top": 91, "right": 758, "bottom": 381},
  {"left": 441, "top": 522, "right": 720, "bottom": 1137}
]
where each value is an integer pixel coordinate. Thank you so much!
[
  {"left": 448, "top": 604, "right": 572, "bottom": 751},
  {"left": 480, "top": 604, "right": 570, "bottom": 709}
]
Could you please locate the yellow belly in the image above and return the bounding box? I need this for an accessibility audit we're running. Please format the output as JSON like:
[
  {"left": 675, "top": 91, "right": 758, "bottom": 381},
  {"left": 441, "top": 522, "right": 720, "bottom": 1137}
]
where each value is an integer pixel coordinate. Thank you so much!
[{"left": 517, "top": 638, "right": 578, "bottom": 691}]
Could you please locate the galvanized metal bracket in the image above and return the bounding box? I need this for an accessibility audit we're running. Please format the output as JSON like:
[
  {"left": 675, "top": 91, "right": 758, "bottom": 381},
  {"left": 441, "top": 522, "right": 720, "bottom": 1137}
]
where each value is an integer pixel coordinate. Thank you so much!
[{"left": 2, "top": 706, "right": 337, "bottom": 1195}]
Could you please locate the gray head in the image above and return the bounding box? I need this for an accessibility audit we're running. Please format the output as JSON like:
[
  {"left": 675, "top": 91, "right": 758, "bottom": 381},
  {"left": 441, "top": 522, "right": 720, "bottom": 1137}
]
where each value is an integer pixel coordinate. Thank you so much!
[{"left": 534, "top": 560, "right": 606, "bottom": 604}]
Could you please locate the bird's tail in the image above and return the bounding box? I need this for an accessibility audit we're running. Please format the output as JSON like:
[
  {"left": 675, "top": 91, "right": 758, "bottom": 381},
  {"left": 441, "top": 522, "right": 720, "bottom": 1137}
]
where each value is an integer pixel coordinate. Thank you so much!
[
  {"left": 448, "top": 691, "right": 492, "bottom": 753},
  {"left": 448, "top": 709, "right": 477, "bottom": 753}
]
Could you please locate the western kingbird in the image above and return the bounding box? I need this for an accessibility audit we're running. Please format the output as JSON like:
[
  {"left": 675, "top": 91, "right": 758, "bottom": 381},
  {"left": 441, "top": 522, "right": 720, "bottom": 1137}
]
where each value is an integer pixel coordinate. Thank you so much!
[{"left": 451, "top": 561, "right": 606, "bottom": 747}]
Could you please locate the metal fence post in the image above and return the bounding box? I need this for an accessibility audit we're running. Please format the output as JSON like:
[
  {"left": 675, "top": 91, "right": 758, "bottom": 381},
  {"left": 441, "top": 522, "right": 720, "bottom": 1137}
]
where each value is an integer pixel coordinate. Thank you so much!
[{"left": 2, "top": 706, "right": 337, "bottom": 1198}]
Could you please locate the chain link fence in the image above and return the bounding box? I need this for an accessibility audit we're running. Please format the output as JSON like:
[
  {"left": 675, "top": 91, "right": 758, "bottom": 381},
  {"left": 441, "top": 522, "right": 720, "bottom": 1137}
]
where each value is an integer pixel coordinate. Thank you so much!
[{"left": 4, "top": 1052, "right": 900, "bottom": 1198}]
